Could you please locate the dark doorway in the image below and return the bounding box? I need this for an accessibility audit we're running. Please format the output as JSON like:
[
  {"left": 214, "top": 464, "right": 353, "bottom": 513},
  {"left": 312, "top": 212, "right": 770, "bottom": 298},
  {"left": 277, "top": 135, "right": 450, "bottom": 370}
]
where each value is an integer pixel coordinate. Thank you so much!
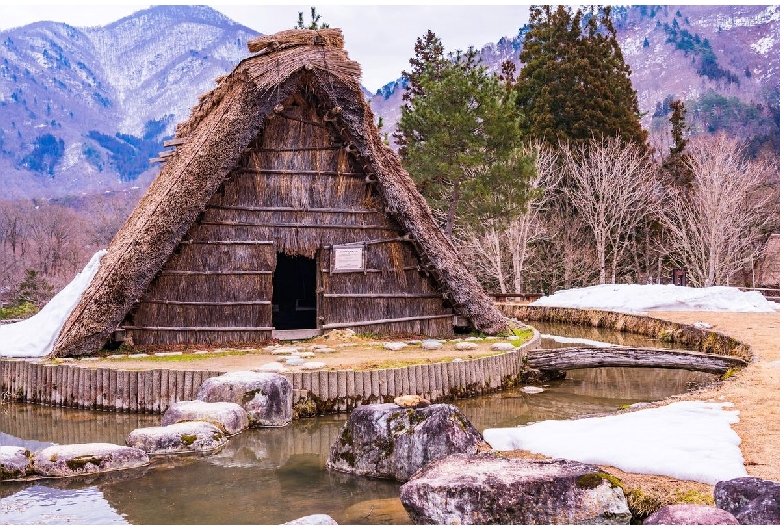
[{"left": 272, "top": 253, "right": 317, "bottom": 330}]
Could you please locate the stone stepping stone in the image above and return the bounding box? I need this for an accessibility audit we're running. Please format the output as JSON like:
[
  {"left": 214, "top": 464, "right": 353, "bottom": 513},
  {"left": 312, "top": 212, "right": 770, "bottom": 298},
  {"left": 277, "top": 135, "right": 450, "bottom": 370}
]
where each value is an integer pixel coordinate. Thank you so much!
[
  {"left": 196, "top": 371, "right": 293, "bottom": 427},
  {"left": 126, "top": 421, "right": 227, "bottom": 455},
  {"left": 162, "top": 400, "right": 249, "bottom": 436},
  {"left": 383, "top": 342, "right": 407, "bottom": 351},
  {"left": 464, "top": 337, "right": 483, "bottom": 342},
  {"left": 285, "top": 357, "right": 305, "bottom": 366},
  {"left": 521, "top": 386, "right": 544, "bottom": 394},
  {"left": 1, "top": 446, "right": 31, "bottom": 480},
  {"left": 272, "top": 346, "right": 300, "bottom": 355},
  {"left": 32, "top": 443, "right": 149, "bottom": 478},
  {"left": 257, "top": 362, "right": 286, "bottom": 373},
  {"left": 491, "top": 342, "right": 515, "bottom": 351},
  {"left": 313, "top": 347, "right": 336, "bottom": 354},
  {"left": 421, "top": 340, "right": 443, "bottom": 350},
  {"left": 302, "top": 361, "right": 326, "bottom": 370},
  {"left": 455, "top": 342, "right": 478, "bottom": 351},
  {"left": 644, "top": 504, "right": 739, "bottom": 525}
]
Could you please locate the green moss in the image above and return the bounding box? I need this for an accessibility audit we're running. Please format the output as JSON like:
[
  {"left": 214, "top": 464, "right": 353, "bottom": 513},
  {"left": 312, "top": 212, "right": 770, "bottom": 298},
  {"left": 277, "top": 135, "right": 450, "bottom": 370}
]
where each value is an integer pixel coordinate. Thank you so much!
[
  {"left": 625, "top": 486, "right": 714, "bottom": 521},
  {"left": 339, "top": 426, "right": 353, "bottom": 447},
  {"left": 180, "top": 434, "right": 198, "bottom": 446},
  {"left": 335, "top": 450, "right": 356, "bottom": 467},
  {"left": 721, "top": 367, "right": 740, "bottom": 381},
  {"left": 576, "top": 472, "right": 624, "bottom": 490},
  {"left": 0, "top": 301, "right": 38, "bottom": 320},
  {"left": 49, "top": 454, "right": 58, "bottom": 462},
  {"left": 658, "top": 329, "right": 675, "bottom": 343},
  {"left": 509, "top": 327, "right": 535, "bottom": 347},
  {"left": 65, "top": 456, "right": 104, "bottom": 471},
  {"left": 293, "top": 398, "right": 317, "bottom": 419}
]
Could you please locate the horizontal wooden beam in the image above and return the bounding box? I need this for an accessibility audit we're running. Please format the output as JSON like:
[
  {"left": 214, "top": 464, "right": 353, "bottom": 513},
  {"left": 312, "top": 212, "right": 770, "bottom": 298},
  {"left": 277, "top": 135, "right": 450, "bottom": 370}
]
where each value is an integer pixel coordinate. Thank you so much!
[
  {"left": 238, "top": 168, "right": 364, "bottom": 177},
  {"left": 179, "top": 240, "right": 274, "bottom": 245},
  {"left": 163, "top": 137, "right": 188, "bottom": 147},
  {"left": 158, "top": 150, "right": 175, "bottom": 158},
  {"left": 149, "top": 157, "right": 166, "bottom": 164},
  {"left": 256, "top": 145, "right": 341, "bottom": 152},
  {"left": 322, "top": 314, "right": 453, "bottom": 330},
  {"left": 159, "top": 270, "right": 273, "bottom": 276},
  {"left": 525, "top": 346, "right": 747, "bottom": 374},
  {"left": 123, "top": 326, "right": 274, "bottom": 332},
  {"left": 208, "top": 205, "right": 378, "bottom": 214},
  {"left": 200, "top": 221, "right": 394, "bottom": 230},
  {"left": 324, "top": 293, "right": 442, "bottom": 299},
  {"left": 139, "top": 300, "right": 272, "bottom": 306}
]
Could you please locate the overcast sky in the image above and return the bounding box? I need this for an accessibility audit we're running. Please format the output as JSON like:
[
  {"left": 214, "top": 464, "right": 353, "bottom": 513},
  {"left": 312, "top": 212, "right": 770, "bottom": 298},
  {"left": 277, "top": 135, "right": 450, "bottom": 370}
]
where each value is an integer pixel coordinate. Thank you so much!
[{"left": 0, "top": 3, "right": 531, "bottom": 92}]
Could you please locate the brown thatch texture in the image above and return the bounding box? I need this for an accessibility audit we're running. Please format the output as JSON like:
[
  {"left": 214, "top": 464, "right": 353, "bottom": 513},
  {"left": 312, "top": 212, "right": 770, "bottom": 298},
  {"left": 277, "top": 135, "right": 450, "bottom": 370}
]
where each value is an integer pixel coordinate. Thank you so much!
[
  {"left": 51, "top": 28, "right": 507, "bottom": 358},
  {"left": 247, "top": 28, "right": 345, "bottom": 53}
]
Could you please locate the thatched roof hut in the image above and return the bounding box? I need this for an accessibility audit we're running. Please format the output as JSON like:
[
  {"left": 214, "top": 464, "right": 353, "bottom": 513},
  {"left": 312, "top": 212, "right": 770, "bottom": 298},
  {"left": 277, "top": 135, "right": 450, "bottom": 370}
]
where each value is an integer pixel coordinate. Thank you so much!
[{"left": 51, "top": 29, "right": 508, "bottom": 357}]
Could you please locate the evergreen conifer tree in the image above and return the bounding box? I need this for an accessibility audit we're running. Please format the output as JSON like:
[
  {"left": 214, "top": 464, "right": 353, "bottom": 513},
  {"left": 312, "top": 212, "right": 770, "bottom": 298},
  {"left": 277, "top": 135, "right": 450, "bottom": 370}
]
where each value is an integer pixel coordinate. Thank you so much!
[{"left": 516, "top": 6, "right": 647, "bottom": 146}]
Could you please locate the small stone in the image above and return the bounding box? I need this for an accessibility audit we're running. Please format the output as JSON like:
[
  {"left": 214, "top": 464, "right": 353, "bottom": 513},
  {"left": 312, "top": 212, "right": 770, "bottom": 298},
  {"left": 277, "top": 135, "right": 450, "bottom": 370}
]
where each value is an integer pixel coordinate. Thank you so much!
[
  {"left": 257, "top": 362, "right": 286, "bottom": 373},
  {"left": 693, "top": 321, "right": 713, "bottom": 330},
  {"left": 80, "top": 357, "right": 100, "bottom": 361},
  {"left": 455, "top": 342, "right": 478, "bottom": 351},
  {"left": 302, "top": 361, "right": 326, "bottom": 370},
  {"left": 452, "top": 358, "right": 464, "bottom": 362},
  {"left": 383, "top": 342, "right": 407, "bottom": 351},
  {"left": 297, "top": 351, "right": 316, "bottom": 358},
  {"left": 393, "top": 395, "right": 430, "bottom": 408},
  {"left": 272, "top": 347, "right": 299, "bottom": 355},
  {"left": 314, "top": 347, "right": 336, "bottom": 354},
  {"left": 0, "top": 446, "right": 30, "bottom": 480},
  {"left": 107, "top": 354, "right": 126, "bottom": 359},
  {"left": 196, "top": 371, "right": 293, "bottom": 427},
  {"left": 162, "top": 400, "right": 249, "bottom": 435},
  {"left": 521, "top": 386, "right": 544, "bottom": 394},
  {"left": 421, "top": 340, "right": 443, "bottom": 350},
  {"left": 286, "top": 357, "right": 305, "bottom": 366},
  {"left": 126, "top": 421, "right": 227, "bottom": 454},
  {"left": 155, "top": 351, "right": 183, "bottom": 357},
  {"left": 284, "top": 514, "right": 338, "bottom": 525},
  {"left": 464, "top": 337, "right": 483, "bottom": 342},
  {"left": 491, "top": 342, "right": 515, "bottom": 351},
  {"left": 644, "top": 504, "right": 739, "bottom": 525},
  {"left": 32, "top": 443, "right": 149, "bottom": 477}
]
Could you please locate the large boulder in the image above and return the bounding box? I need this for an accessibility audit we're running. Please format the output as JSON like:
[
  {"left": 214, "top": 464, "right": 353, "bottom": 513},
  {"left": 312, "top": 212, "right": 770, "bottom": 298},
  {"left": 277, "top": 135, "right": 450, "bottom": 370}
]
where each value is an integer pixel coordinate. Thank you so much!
[
  {"left": 195, "top": 371, "right": 292, "bottom": 427},
  {"left": 31, "top": 443, "right": 148, "bottom": 477},
  {"left": 399, "top": 454, "right": 631, "bottom": 525},
  {"left": 643, "top": 504, "right": 739, "bottom": 525},
  {"left": 715, "top": 476, "right": 780, "bottom": 524},
  {"left": 126, "top": 421, "right": 228, "bottom": 455},
  {"left": 326, "top": 403, "right": 485, "bottom": 482},
  {"left": 162, "top": 400, "right": 249, "bottom": 435},
  {"left": 1, "top": 446, "right": 31, "bottom": 480}
]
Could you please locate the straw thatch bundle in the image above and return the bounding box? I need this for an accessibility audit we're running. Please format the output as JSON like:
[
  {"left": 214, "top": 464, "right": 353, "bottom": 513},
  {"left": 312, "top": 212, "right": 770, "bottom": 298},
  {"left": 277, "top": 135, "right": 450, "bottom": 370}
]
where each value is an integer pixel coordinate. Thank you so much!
[{"left": 50, "top": 29, "right": 508, "bottom": 357}]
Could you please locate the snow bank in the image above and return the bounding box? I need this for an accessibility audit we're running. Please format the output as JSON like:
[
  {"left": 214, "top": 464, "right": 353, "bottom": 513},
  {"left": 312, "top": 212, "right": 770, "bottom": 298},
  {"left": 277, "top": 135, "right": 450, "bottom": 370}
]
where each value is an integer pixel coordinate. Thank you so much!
[
  {"left": 531, "top": 284, "right": 777, "bottom": 313},
  {"left": 483, "top": 401, "right": 746, "bottom": 485},
  {"left": 0, "top": 250, "right": 106, "bottom": 358},
  {"left": 540, "top": 334, "right": 614, "bottom": 347}
]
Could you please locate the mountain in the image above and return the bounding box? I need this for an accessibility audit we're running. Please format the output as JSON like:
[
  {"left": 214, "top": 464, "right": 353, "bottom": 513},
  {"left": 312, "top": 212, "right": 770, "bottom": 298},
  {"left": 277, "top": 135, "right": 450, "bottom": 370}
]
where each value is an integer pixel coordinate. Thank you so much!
[
  {"left": 0, "top": 6, "right": 259, "bottom": 199},
  {"left": 370, "top": 5, "right": 780, "bottom": 156},
  {"left": 1, "top": 5, "right": 778, "bottom": 200}
]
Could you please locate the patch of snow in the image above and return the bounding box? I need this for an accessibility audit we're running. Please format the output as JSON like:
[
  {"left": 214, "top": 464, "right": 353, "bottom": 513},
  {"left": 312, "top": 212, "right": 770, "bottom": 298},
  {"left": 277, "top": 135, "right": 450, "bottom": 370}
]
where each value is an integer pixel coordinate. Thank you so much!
[
  {"left": 693, "top": 322, "right": 713, "bottom": 330},
  {"left": 0, "top": 250, "right": 106, "bottom": 358},
  {"left": 484, "top": 401, "right": 745, "bottom": 485},
  {"left": 540, "top": 334, "right": 614, "bottom": 347},
  {"left": 751, "top": 36, "right": 775, "bottom": 55},
  {"left": 531, "top": 284, "right": 777, "bottom": 313}
]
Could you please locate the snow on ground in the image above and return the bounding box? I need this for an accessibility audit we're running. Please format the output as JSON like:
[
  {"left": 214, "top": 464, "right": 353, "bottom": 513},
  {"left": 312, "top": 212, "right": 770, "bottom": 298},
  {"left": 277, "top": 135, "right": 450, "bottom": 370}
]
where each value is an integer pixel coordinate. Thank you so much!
[
  {"left": 483, "top": 401, "right": 746, "bottom": 485},
  {"left": 540, "top": 334, "right": 614, "bottom": 347},
  {"left": 530, "top": 284, "right": 778, "bottom": 313},
  {"left": 0, "top": 250, "right": 106, "bottom": 358}
]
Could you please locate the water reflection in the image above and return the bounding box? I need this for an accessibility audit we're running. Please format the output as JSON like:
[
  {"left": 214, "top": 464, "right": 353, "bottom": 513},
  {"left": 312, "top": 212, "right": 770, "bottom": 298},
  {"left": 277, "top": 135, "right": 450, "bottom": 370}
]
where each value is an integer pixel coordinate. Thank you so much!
[{"left": 0, "top": 364, "right": 716, "bottom": 525}]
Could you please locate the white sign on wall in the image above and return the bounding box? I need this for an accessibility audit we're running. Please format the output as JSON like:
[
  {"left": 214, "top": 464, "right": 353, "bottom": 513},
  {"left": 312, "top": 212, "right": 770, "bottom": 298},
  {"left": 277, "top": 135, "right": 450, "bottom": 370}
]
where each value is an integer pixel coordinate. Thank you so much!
[{"left": 333, "top": 245, "right": 364, "bottom": 271}]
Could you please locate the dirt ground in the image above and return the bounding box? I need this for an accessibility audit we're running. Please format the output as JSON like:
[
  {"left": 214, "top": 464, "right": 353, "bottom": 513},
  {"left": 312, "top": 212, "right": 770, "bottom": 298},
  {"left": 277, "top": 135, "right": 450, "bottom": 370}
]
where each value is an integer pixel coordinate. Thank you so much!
[{"left": 66, "top": 329, "right": 523, "bottom": 372}]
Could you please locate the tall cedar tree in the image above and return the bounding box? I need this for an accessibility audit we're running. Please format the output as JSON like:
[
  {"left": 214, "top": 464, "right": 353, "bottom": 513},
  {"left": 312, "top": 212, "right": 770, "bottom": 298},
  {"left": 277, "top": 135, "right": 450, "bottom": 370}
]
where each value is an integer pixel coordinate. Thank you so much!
[
  {"left": 516, "top": 6, "right": 647, "bottom": 146},
  {"left": 662, "top": 99, "right": 694, "bottom": 187},
  {"left": 396, "top": 40, "right": 532, "bottom": 237}
]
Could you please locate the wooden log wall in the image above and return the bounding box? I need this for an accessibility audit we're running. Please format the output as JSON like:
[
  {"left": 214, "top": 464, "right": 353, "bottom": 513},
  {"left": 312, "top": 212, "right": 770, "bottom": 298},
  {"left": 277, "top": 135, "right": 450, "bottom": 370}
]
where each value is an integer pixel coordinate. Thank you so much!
[
  {"left": 123, "top": 93, "right": 452, "bottom": 346},
  {"left": 0, "top": 333, "right": 541, "bottom": 414}
]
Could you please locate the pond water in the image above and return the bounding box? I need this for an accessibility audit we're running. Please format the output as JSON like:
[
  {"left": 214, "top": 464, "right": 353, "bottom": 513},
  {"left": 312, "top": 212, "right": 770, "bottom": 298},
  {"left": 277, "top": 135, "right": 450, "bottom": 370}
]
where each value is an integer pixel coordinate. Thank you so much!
[{"left": 1, "top": 326, "right": 717, "bottom": 525}]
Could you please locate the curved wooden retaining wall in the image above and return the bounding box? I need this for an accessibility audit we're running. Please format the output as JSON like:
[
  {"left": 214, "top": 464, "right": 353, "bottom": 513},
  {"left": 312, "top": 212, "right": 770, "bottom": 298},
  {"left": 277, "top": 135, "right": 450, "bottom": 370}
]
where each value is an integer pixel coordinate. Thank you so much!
[
  {"left": 0, "top": 333, "right": 541, "bottom": 415},
  {"left": 500, "top": 304, "right": 752, "bottom": 361}
]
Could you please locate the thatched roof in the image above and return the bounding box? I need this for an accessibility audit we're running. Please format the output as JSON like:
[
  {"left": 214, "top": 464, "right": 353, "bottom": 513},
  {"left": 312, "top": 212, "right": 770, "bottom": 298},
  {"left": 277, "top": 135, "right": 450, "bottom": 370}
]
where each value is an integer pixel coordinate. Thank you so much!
[{"left": 51, "top": 29, "right": 508, "bottom": 358}]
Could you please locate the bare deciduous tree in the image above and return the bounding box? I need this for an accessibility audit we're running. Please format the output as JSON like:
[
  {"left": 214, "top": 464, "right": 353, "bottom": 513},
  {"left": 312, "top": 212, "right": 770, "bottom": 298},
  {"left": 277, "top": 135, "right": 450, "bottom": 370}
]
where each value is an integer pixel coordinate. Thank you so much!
[
  {"left": 660, "top": 133, "right": 777, "bottom": 287},
  {"left": 562, "top": 137, "right": 659, "bottom": 284}
]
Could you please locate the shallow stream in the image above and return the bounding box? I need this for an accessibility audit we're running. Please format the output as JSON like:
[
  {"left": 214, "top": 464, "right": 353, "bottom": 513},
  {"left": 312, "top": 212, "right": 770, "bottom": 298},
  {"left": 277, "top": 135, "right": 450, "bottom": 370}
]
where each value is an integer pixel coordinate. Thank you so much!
[{"left": 1, "top": 325, "right": 716, "bottom": 524}]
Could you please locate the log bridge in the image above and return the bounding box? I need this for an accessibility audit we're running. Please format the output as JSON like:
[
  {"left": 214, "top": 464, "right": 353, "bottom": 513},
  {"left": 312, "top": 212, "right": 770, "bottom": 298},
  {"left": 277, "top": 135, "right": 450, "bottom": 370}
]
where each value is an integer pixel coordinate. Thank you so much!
[{"left": 525, "top": 346, "right": 747, "bottom": 375}]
